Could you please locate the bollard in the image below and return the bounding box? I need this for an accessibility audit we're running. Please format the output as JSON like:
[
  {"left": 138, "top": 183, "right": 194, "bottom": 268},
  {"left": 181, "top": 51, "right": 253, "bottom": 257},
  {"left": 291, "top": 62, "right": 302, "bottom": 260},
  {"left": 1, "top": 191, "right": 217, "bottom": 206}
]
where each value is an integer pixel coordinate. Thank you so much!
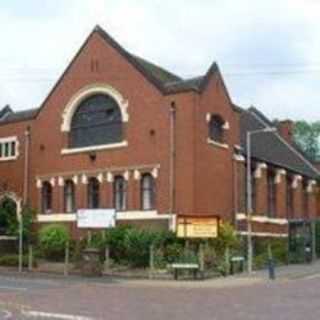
[
  {"left": 198, "top": 243, "right": 205, "bottom": 280},
  {"left": 149, "top": 244, "right": 155, "bottom": 279},
  {"left": 267, "top": 243, "right": 275, "bottom": 280},
  {"left": 64, "top": 241, "right": 69, "bottom": 276},
  {"left": 267, "top": 258, "right": 275, "bottom": 280},
  {"left": 28, "top": 245, "right": 33, "bottom": 272},
  {"left": 225, "top": 246, "right": 230, "bottom": 276},
  {"left": 104, "top": 245, "right": 110, "bottom": 272}
]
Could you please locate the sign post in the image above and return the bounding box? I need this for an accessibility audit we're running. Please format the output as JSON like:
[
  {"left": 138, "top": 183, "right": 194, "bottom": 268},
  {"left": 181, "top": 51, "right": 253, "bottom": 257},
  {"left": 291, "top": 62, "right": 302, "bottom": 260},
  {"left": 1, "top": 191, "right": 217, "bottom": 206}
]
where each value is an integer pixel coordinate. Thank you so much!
[{"left": 77, "top": 209, "right": 116, "bottom": 277}]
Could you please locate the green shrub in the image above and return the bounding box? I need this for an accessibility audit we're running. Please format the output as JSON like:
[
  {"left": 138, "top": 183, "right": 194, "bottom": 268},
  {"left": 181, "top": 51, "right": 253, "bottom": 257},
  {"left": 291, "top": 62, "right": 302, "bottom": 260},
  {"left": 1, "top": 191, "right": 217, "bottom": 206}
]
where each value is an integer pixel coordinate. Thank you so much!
[
  {"left": 164, "top": 243, "right": 185, "bottom": 264},
  {"left": 212, "top": 223, "right": 240, "bottom": 255},
  {"left": 38, "top": 224, "right": 70, "bottom": 261},
  {"left": 253, "top": 238, "right": 288, "bottom": 269},
  {"left": 105, "top": 225, "right": 132, "bottom": 264},
  {"left": 124, "top": 228, "right": 155, "bottom": 268}
]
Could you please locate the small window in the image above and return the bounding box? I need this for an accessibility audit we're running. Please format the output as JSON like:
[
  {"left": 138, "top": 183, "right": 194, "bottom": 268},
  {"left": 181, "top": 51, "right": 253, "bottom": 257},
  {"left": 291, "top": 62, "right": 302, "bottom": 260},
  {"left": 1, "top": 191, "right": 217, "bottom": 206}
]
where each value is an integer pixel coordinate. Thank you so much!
[
  {"left": 302, "top": 180, "right": 309, "bottom": 218},
  {"left": 88, "top": 177, "right": 100, "bottom": 209},
  {"left": 141, "top": 174, "right": 155, "bottom": 210},
  {"left": 286, "top": 176, "right": 294, "bottom": 219},
  {"left": 113, "top": 176, "right": 127, "bottom": 211},
  {"left": 64, "top": 180, "right": 76, "bottom": 213},
  {"left": 267, "top": 170, "right": 276, "bottom": 217},
  {"left": 42, "top": 181, "right": 52, "bottom": 214},
  {"left": 0, "top": 137, "right": 18, "bottom": 160},
  {"left": 4, "top": 143, "right": 9, "bottom": 157},
  {"left": 209, "top": 115, "right": 225, "bottom": 143},
  {"left": 10, "top": 141, "right": 16, "bottom": 157}
]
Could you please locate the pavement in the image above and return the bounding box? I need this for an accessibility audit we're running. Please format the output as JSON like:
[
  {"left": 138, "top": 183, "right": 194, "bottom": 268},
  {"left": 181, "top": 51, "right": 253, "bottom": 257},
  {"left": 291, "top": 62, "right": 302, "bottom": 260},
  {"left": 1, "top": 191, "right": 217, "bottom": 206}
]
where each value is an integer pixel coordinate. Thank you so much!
[{"left": 0, "top": 262, "right": 320, "bottom": 319}]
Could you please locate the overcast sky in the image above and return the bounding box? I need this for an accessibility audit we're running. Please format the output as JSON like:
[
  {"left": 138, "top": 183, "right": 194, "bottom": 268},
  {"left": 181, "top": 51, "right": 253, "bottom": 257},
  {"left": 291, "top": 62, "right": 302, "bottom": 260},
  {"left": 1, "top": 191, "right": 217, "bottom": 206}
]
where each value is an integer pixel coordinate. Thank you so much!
[{"left": 0, "top": 0, "right": 320, "bottom": 121}]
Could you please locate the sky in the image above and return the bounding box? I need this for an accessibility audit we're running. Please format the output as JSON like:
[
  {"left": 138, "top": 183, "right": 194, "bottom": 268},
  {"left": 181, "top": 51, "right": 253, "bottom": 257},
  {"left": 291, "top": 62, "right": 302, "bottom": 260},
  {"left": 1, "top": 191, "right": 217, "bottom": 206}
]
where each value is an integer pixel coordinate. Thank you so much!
[{"left": 0, "top": 0, "right": 320, "bottom": 121}]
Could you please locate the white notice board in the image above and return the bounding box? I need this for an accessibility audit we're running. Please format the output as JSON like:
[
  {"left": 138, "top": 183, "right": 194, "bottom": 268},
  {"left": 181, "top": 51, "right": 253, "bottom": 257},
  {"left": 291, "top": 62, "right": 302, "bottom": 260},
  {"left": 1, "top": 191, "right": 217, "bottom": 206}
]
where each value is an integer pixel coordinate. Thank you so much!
[{"left": 77, "top": 209, "right": 116, "bottom": 229}]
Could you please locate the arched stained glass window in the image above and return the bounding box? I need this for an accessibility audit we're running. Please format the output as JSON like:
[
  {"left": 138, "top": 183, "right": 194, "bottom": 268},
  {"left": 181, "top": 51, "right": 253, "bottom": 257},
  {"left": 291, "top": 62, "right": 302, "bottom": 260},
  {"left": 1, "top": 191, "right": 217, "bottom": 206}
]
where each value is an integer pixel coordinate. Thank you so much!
[{"left": 70, "top": 94, "right": 122, "bottom": 148}]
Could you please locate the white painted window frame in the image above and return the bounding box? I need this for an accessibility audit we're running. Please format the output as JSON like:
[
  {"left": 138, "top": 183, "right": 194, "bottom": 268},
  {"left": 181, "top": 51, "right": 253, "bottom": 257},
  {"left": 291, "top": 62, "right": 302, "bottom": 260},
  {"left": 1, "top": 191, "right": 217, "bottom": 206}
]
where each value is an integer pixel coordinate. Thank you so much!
[{"left": 0, "top": 136, "right": 19, "bottom": 161}]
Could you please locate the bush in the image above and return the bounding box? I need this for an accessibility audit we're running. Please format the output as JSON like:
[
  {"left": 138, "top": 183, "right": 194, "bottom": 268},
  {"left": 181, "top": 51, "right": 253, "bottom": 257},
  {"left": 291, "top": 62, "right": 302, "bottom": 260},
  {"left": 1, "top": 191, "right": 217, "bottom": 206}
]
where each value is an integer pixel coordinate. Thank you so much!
[
  {"left": 163, "top": 243, "right": 185, "bottom": 264},
  {"left": 105, "top": 225, "right": 132, "bottom": 264},
  {"left": 213, "top": 223, "right": 240, "bottom": 254},
  {"left": 38, "top": 224, "right": 70, "bottom": 261},
  {"left": 253, "top": 238, "right": 288, "bottom": 269},
  {"left": 123, "top": 228, "right": 155, "bottom": 268},
  {"left": 103, "top": 225, "right": 184, "bottom": 268}
]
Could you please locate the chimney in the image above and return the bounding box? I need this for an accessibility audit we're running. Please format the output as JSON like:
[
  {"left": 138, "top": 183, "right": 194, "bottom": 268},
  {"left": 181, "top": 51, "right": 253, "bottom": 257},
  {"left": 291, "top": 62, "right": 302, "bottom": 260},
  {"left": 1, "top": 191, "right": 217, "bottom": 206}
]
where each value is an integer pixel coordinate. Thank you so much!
[{"left": 277, "top": 120, "right": 294, "bottom": 144}]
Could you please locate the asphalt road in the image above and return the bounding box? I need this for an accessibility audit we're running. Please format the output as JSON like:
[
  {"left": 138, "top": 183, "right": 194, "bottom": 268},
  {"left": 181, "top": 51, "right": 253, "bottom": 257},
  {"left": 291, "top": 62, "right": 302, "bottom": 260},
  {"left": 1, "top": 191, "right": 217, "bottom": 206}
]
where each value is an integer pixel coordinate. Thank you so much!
[{"left": 0, "top": 273, "right": 319, "bottom": 319}]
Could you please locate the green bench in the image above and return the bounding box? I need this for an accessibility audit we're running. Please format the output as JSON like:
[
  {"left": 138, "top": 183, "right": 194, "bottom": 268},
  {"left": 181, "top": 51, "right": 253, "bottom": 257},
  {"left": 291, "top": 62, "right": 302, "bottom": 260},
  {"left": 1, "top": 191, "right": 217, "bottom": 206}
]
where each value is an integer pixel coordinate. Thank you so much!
[{"left": 169, "top": 263, "right": 200, "bottom": 280}]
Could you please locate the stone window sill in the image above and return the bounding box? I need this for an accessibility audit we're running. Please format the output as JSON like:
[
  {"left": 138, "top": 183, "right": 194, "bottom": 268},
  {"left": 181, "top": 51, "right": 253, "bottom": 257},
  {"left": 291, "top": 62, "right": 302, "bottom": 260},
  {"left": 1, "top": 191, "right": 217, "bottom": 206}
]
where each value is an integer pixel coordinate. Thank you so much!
[
  {"left": 0, "top": 156, "right": 18, "bottom": 162},
  {"left": 61, "top": 141, "right": 128, "bottom": 155},
  {"left": 207, "top": 138, "right": 229, "bottom": 149}
]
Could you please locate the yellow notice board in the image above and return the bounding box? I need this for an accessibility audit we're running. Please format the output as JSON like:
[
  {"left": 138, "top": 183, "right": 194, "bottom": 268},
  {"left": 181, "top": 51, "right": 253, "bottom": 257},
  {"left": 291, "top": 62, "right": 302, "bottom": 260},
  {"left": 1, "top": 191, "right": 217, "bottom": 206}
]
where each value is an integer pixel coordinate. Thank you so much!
[{"left": 177, "top": 216, "right": 219, "bottom": 239}]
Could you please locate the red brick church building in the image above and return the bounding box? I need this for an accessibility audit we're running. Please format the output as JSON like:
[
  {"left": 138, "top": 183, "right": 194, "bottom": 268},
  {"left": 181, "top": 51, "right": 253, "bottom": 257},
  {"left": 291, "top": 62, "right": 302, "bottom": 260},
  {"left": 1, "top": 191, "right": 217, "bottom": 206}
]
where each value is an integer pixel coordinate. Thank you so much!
[{"left": 0, "top": 26, "right": 318, "bottom": 238}]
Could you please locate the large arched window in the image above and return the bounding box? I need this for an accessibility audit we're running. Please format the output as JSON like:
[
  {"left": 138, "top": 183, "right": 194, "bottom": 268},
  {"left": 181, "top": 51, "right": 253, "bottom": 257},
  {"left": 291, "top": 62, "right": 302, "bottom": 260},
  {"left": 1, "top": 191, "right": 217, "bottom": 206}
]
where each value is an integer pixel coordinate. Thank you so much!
[
  {"left": 70, "top": 94, "right": 122, "bottom": 148},
  {"left": 113, "top": 176, "right": 127, "bottom": 211},
  {"left": 42, "top": 181, "right": 52, "bottom": 214},
  {"left": 64, "top": 180, "right": 75, "bottom": 213},
  {"left": 88, "top": 177, "right": 100, "bottom": 209},
  {"left": 209, "top": 115, "right": 225, "bottom": 143},
  {"left": 141, "top": 174, "right": 155, "bottom": 210}
]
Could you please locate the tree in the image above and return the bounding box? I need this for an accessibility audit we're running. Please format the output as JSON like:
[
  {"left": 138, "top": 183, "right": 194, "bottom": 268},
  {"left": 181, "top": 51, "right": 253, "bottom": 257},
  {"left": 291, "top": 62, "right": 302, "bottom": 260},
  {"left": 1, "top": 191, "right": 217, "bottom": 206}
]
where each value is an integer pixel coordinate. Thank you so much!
[{"left": 294, "top": 121, "right": 320, "bottom": 161}]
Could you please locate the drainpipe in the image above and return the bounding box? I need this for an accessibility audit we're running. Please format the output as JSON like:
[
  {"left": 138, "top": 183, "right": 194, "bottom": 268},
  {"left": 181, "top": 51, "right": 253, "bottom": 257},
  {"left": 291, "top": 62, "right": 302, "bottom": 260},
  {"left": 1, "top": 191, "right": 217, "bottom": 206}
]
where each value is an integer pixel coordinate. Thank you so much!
[
  {"left": 23, "top": 126, "right": 31, "bottom": 206},
  {"left": 169, "top": 101, "right": 176, "bottom": 217}
]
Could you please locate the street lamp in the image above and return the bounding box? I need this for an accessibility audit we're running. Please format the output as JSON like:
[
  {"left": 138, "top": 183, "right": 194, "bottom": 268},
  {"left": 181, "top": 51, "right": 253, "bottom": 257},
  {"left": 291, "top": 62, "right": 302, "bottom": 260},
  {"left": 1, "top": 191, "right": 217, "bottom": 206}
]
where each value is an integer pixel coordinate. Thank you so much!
[{"left": 246, "top": 127, "right": 277, "bottom": 274}]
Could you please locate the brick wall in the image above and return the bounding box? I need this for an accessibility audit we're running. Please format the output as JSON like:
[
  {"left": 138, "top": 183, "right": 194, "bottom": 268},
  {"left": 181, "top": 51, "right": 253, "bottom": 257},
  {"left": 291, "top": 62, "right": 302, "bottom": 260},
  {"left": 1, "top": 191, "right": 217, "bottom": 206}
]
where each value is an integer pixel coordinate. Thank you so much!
[{"left": 0, "top": 28, "right": 318, "bottom": 238}]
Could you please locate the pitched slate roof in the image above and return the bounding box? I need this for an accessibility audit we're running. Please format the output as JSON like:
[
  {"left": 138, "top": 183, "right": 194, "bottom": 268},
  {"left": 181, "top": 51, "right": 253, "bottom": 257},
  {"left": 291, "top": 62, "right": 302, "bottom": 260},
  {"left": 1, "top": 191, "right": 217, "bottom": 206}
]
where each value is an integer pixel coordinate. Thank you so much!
[
  {"left": 95, "top": 26, "right": 219, "bottom": 95},
  {"left": 132, "top": 55, "right": 182, "bottom": 85},
  {"left": 240, "top": 107, "right": 319, "bottom": 179},
  {"left": 0, "top": 107, "right": 38, "bottom": 125}
]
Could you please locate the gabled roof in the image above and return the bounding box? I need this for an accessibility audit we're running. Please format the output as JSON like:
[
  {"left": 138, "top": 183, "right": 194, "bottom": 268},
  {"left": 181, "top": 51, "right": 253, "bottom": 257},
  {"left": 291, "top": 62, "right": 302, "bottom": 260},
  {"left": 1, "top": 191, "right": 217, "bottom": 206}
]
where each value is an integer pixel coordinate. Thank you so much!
[
  {"left": 0, "top": 25, "right": 227, "bottom": 125},
  {"left": 95, "top": 26, "right": 220, "bottom": 95},
  {"left": 240, "top": 107, "right": 319, "bottom": 179}
]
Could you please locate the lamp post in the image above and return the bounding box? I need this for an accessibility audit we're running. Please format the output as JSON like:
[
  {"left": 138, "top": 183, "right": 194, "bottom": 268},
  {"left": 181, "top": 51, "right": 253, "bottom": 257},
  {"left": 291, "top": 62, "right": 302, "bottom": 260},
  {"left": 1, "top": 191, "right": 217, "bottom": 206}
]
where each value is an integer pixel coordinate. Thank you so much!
[{"left": 246, "top": 127, "right": 276, "bottom": 274}]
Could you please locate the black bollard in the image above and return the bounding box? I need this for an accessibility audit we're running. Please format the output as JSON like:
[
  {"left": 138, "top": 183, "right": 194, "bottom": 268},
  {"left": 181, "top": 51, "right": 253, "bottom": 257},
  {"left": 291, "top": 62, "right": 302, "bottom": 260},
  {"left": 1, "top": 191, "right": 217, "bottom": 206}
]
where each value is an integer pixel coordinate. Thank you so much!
[{"left": 267, "top": 258, "right": 275, "bottom": 280}]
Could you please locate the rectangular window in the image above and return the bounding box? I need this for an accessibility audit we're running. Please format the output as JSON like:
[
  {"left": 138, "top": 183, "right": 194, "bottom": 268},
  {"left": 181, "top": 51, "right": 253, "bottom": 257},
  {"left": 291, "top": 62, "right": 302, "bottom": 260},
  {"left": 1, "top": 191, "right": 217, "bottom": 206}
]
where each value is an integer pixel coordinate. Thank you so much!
[
  {"left": 0, "top": 137, "right": 18, "bottom": 161},
  {"left": 10, "top": 141, "right": 16, "bottom": 157},
  {"left": 287, "top": 176, "right": 294, "bottom": 219},
  {"left": 302, "top": 180, "right": 309, "bottom": 219},
  {"left": 267, "top": 171, "right": 276, "bottom": 217},
  {"left": 4, "top": 143, "right": 9, "bottom": 157}
]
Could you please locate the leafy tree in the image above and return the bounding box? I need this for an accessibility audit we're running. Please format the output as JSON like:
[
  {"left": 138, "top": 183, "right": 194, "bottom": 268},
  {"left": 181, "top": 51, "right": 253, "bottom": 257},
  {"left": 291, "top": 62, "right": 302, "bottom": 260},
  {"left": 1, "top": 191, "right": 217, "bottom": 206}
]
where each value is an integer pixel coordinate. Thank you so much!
[{"left": 294, "top": 121, "right": 320, "bottom": 161}]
